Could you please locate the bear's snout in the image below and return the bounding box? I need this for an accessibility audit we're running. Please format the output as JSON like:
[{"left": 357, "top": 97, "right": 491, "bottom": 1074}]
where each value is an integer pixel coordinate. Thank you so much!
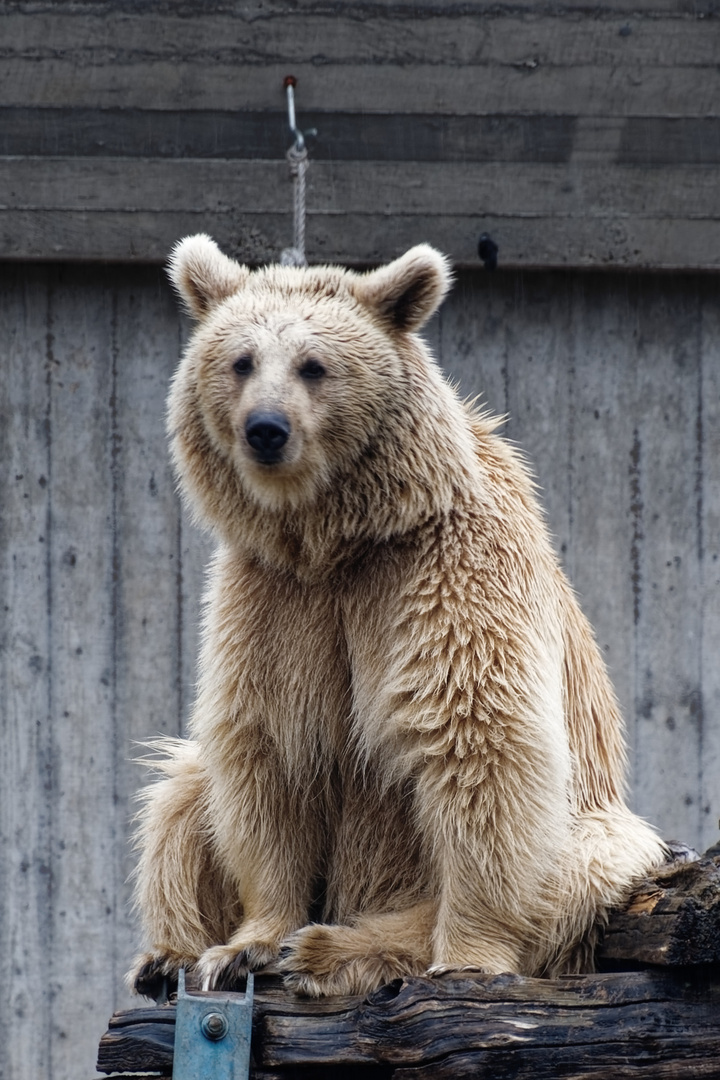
[{"left": 245, "top": 410, "right": 291, "bottom": 464}]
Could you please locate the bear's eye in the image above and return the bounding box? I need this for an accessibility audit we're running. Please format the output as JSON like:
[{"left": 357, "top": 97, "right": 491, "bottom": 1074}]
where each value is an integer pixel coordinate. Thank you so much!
[
  {"left": 299, "top": 358, "right": 326, "bottom": 380},
  {"left": 233, "top": 354, "right": 253, "bottom": 376}
]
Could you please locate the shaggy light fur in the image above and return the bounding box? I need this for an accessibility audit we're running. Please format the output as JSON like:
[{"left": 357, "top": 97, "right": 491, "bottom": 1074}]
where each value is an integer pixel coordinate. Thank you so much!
[{"left": 129, "top": 236, "right": 665, "bottom": 998}]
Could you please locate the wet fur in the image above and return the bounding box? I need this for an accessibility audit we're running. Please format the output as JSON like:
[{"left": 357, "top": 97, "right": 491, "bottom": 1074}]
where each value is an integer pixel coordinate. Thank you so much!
[{"left": 129, "top": 237, "right": 665, "bottom": 998}]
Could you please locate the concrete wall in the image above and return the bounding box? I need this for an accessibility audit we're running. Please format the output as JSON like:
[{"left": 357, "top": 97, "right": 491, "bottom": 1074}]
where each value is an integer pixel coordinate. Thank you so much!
[
  {"left": 2, "top": 0, "right": 720, "bottom": 268},
  {"left": 1, "top": 260, "right": 718, "bottom": 1079}
]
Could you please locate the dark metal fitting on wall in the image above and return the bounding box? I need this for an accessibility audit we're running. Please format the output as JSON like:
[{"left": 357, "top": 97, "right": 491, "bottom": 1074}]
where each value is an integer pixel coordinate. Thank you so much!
[{"left": 478, "top": 233, "right": 499, "bottom": 272}]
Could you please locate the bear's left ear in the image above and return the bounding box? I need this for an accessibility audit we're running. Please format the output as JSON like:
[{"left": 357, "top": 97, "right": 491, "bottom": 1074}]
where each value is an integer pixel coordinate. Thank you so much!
[
  {"left": 352, "top": 245, "right": 453, "bottom": 332},
  {"left": 167, "top": 234, "right": 249, "bottom": 319}
]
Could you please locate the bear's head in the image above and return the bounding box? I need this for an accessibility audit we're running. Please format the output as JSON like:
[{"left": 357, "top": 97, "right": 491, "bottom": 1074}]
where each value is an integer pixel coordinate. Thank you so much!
[{"left": 167, "top": 236, "right": 473, "bottom": 567}]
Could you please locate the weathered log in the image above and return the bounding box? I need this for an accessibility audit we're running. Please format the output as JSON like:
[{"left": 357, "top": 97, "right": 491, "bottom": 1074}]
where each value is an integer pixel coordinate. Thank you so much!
[
  {"left": 98, "top": 1004, "right": 176, "bottom": 1074},
  {"left": 98, "top": 968, "right": 720, "bottom": 1079},
  {"left": 98, "top": 852, "right": 720, "bottom": 1078},
  {"left": 598, "top": 851, "right": 720, "bottom": 967}
]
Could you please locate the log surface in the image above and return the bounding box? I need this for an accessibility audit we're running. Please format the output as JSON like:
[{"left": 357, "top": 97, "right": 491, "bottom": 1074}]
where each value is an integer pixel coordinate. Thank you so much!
[
  {"left": 97, "top": 968, "right": 720, "bottom": 1079},
  {"left": 599, "top": 854, "right": 720, "bottom": 967}
]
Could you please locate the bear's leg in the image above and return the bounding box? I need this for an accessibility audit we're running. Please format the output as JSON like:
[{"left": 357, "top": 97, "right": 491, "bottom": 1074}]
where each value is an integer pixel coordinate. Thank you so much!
[
  {"left": 278, "top": 767, "right": 433, "bottom": 997},
  {"left": 193, "top": 742, "right": 324, "bottom": 990},
  {"left": 128, "top": 739, "right": 241, "bottom": 997},
  {"left": 420, "top": 797, "right": 665, "bottom": 979},
  {"left": 427, "top": 885, "right": 526, "bottom": 976},
  {"left": 279, "top": 901, "right": 435, "bottom": 997},
  {"left": 413, "top": 754, "right": 567, "bottom": 977}
]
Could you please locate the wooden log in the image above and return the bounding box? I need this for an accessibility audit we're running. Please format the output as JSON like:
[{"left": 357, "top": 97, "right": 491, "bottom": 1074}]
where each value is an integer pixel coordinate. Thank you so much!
[
  {"left": 98, "top": 1003, "right": 176, "bottom": 1075},
  {"left": 599, "top": 852, "right": 720, "bottom": 967},
  {"left": 97, "top": 968, "right": 720, "bottom": 1079}
]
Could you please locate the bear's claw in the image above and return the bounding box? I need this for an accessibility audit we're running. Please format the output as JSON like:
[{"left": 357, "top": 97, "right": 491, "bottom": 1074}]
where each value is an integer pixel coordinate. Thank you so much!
[
  {"left": 195, "top": 942, "right": 280, "bottom": 990},
  {"left": 129, "top": 950, "right": 193, "bottom": 1000}
]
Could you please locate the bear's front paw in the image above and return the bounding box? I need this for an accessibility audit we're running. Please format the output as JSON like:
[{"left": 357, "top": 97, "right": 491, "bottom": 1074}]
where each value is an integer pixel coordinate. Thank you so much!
[
  {"left": 279, "top": 924, "right": 424, "bottom": 998},
  {"left": 195, "top": 941, "right": 279, "bottom": 990},
  {"left": 128, "top": 950, "right": 197, "bottom": 999}
]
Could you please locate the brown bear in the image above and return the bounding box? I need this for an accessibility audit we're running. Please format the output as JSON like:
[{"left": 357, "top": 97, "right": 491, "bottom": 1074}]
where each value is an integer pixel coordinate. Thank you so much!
[{"left": 129, "top": 235, "right": 665, "bottom": 998}]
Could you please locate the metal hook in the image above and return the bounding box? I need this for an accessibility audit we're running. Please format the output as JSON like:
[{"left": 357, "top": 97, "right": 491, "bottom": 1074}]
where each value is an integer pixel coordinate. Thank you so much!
[
  {"left": 283, "top": 76, "right": 316, "bottom": 152},
  {"left": 283, "top": 75, "right": 305, "bottom": 152}
]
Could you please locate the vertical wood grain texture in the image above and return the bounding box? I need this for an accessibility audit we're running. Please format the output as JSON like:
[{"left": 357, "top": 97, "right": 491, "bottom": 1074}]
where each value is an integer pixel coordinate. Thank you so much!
[
  {"left": 44, "top": 268, "right": 117, "bottom": 1077},
  {"left": 0, "top": 266, "right": 53, "bottom": 1080},
  {"left": 111, "top": 274, "right": 185, "bottom": 991},
  {"left": 700, "top": 297, "right": 720, "bottom": 850},
  {"left": 559, "top": 277, "right": 638, "bottom": 791},
  {"left": 628, "top": 280, "right": 703, "bottom": 841},
  {"left": 0, "top": 262, "right": 718, "bottom": 1079}
]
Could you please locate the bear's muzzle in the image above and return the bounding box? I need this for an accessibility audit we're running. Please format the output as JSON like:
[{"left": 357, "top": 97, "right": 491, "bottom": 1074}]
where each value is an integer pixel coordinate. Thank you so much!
[{"left": 245, "top": 410, "right": 291, "bottom": 465}]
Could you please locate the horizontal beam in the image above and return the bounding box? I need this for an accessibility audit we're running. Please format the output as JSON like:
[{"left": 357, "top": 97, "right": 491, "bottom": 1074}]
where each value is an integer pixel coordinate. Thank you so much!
[
  {"left": 0, "top": 110, "right": 575, "bottom": 164},
  {"left": 2, "top": 59, "right": 719, "bottom": 118},
  {"left": 2, "top": 0, "right": 714, "bottom": 13},
  {"left": 2, "top": 5, "right": 719, "bottom": 118},
  {"left": 5, "top": 5, "right": 718, "bottom": 69},
  {"left": 2, "top": 6, "right": 719, "bottom": 118},
  {"left": 3, "top": 159, "right": 720, "bottom": 217},
  {"left": 2, "top": 159, "right": 719, "bottom": 269},
  {"left": 3, "top": 110, "right": 720, "bottom": 166}
]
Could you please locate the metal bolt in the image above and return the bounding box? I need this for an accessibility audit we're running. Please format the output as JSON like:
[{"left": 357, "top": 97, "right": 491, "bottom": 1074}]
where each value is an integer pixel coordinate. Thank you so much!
[{"left": 201, "top": 1011, "right": 228, "bottom": 1041}]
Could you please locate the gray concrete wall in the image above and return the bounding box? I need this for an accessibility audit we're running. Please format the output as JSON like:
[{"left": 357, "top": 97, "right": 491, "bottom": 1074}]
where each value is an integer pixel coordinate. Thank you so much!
[{"left": 1, "top": 261, "right": 718, "bottom": 1078}]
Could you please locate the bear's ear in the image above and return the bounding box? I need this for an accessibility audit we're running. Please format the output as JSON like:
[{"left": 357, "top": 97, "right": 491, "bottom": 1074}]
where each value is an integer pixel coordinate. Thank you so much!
[
  {"left": 167, "top": 234, "right": 249, "bottom": 319},
  {"left": 352, "top": 245, "right": 453, "bottom": 332}
]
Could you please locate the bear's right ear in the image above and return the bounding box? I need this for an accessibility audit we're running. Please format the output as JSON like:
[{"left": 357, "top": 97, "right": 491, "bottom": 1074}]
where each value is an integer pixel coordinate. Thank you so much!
[{"left": 167, "top": 234, "right": 249, "bottom": 319}]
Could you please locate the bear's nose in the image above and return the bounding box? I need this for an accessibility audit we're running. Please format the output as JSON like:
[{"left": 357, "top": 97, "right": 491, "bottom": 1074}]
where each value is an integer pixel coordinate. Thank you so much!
[{"left": 245, "top": 411, "right": 291, "bottom": 464}]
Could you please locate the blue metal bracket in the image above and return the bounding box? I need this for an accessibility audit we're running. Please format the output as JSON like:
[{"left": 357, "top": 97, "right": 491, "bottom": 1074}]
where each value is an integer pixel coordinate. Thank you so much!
[{"left": 172, "top": 968, "right": 254, "bottom": 1080}]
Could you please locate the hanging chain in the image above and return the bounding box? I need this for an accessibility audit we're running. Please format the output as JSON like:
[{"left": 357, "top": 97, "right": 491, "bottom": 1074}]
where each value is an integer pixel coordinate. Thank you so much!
[{"left": 280, "top": 76, "right": 311, "bottom": 267}]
